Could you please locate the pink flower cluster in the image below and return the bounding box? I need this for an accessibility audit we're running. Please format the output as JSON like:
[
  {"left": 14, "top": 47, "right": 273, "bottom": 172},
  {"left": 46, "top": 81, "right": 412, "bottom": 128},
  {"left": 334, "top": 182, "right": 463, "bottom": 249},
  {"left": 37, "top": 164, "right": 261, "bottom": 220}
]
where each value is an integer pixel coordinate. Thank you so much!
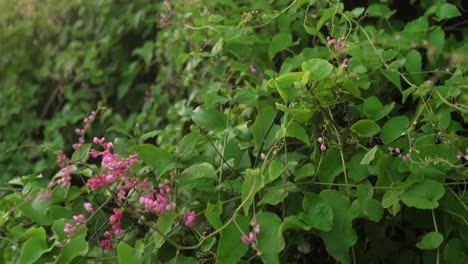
[
  {"left": 73, "top": 111, "right": 97, "bottom": 150},
  {"left": 388, "top": 147, "right": 410, "bottom": 161},
  {"left": 99, "top": 208, "right": 124, "bottom": 250},
  {"left": 139, "top": 179, "right": 175, "bottom": 216},
  {"left": 87, "top": 137, "right": 139, "bottom": 192},
  {"left": 181, "top": 211, "right": 196, "bottom": 227},
  {"left": 327, "top": 36, "right": 349, "bottom": 51},
  {"left": 241, "top": 221, "right": 262, "bottom": 256},
  {"left": 55, "top": 214, "right": 86, "bottom": 248}
]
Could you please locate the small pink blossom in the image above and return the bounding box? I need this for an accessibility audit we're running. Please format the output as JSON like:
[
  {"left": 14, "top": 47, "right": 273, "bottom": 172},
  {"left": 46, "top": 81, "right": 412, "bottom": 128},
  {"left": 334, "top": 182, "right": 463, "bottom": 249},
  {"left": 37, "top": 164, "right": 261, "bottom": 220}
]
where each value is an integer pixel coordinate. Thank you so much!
[
  {"left": 64, "top": 223, "right": 75, "bottom": 234},
  {"left": 250, "top": 64, "right": 257, "bottom": 74},
  {"left": 84, "top": 202, "right": 94, "bottom": 213},
  {"left": 320, "top": 144, "right": 327, "bottom": 152},
  {"left": 261, "top": 153, "right": 266, "bottom": 160},
  {"left": 182, "top": 211, "right": 196, "bottom": 227}
]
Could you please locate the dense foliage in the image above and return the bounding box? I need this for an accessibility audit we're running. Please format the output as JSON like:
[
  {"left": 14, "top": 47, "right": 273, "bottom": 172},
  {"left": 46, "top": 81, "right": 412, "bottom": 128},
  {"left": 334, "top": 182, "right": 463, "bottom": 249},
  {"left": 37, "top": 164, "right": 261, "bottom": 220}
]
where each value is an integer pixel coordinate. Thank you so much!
[{"left": 1, "top": 0, "right": 467, "bottom": 263}]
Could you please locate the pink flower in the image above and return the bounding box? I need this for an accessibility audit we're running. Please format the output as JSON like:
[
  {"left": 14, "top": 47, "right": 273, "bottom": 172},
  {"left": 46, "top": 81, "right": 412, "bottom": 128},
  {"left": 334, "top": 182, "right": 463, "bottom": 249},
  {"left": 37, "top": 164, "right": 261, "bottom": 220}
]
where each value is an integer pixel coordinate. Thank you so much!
[
  {"left": 100, "top": 239, "right": 113, "bottom": 250},
  {"left": 241, "top": 234, "right": 249, "bottom": 244},
  {"left": 182, "top": 211, "right": 196, "bottom": 227},
  {"left": 64, "top": 223, "right": 75, "bottom": 234},
  {"left": 320, "top": 144, "right": 327, "bottom": 152},
  {"left": 249, "top": 64, "right": 257, "bottom": 74}
]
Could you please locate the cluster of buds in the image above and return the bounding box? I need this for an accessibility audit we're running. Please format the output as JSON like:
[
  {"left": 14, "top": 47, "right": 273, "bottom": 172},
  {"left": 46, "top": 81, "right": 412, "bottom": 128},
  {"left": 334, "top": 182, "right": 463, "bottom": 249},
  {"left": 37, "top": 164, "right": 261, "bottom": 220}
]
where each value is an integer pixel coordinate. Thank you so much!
[
  {"left": 73, "top": 111, "right": 97, "bottom": 150},
  {"left": 327, "top": 36, "right": 350, "bottom": 51},
  {"left": 241, "top": 221, "right": 262, "bottom": 256},
  {"left": 318, "top": 137, "right": 327, "bottom": 153},
  {"left": 388, "top": 147, "right": 411, "bottom": 161},
  {"left": 40, "top": 150, "right": 76, "bottom": 200},
  {"left": 343, "top": 57, "right": 349, "bottom": 69}
]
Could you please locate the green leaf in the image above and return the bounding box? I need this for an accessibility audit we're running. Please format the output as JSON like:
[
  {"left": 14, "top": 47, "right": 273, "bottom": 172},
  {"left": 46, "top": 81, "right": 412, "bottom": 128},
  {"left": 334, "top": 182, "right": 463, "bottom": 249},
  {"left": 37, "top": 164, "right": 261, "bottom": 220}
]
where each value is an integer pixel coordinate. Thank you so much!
[
  {"left": 435, "top": 3, "right": 461, "bottom": 21},
  {"left": 241, "top": 169, "right": 263, "bottom": 215},
  {"left": 341, "top": 78, "right": 361, "bottom": 96},
  {"left": 19, "top": 196, "right": 52, "bottom": 225},
  {"left": 348, "top": 151, "right": 368, "bottom": 181},
  {"left": 191, "top": 106, "right": 228, "bottom": 132},
  {"left": 61, "top": 229, "right": 88, "bottom": 264},
  {"left": 416, "top": 232, "right": 443, "bottom": 250},
  {"left": 404, "top": 16, "right": 428, "bottom": 33},
  {"left": 318, "top": 190, "right": 357, "bottom": 264},
  {"left": 360, "top": 146, "right": 378, "bottom": 165},
  {"left": 129, "top": 144, "right": 174, "bottom": 177},
  {"left": 317, "top": 148, "right": 343, "bottom": 183},
  {"left": 174, "top": 131, "right": 200, "bottom": 161},
  {"left": 269, "top": 33, "right": 292, "bottom": 59},
  {"left": 405, "top": 49, "right": 424, "bottom": 85},
  {"left": 20, "top": 227, "right": 51, "bottom": 264},
  {"left": 381, "top": 69, "right": 401, "bottom": 91},
  {"left": 177, "top": 163, "right": 218, "bottom": 193},
  {"left": 168, "top": 255, "right": 199, "bottom": 264},
  {"left": 302, "top": 59, "right": 333, "bottom": 81},
  {"left": 362, "top": 199, "right": 383, "bottom": 222},
  {"left": 363, "top": 96, "right": 383, "bottom": 117},
  {"left": 269, "top": 160, "right": 285, "bottom": 181},
  {"left": 401, "top": 179, "right": 445, "bottom": 209},
  {"left": 363, "top": 96, "right": 394, "bottom": 121},
  {"left": 154, "top": 211, "right": 178, "bottom": 250},
  {"left": 351, "top": 119, "right": 381, "bottom": 137},
  {"left": 367, "top": 4, "right": 395, "bottom": 19},
  {"left": 133, "top": 41, "right": 154, "bottom": 66},
  {"left": 294, "top": 163, "right": 315, "bottom": 181},
  {"left": 380, "top": 116, "right": 409, "bottom": 144},
  {"left": 444, "top": 238, "right": 467, "bottom": 264},
  {"left": 257, "top": 212, "right": 285, "bottom": 264},
  {"left": 259, "top": 188, "right": 288, "bottom": 206},
  {"left": 252, "top": 107, "right": 279, "bottom": 151},
  {"left": 267, "top": 72, "right": 303, "bottom": 102},
  {"left": 285, "top": 122, "right": 309, "bottom": 145},
  {"left": 118, "top": 241, "right": 142, "bottom": 263},
  {"left": 216, "top": 215, "right": 249, "bottom": 263},
  {"left": 300, "top": 193, "right": 333, "bottom": 231},
  {"left": 205, "top": 201, "right": 223, "bottom": 229},
  {"left": 281, "top": 215, "right": 311, "bottom": 231}
]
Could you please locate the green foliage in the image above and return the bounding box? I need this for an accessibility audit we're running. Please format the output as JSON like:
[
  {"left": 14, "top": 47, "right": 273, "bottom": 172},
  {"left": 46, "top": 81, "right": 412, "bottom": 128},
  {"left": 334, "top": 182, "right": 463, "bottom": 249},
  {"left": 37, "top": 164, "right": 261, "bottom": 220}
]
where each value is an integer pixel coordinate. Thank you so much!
[{"left": 1, "top": 0, "right": 467, "bottom": 263}]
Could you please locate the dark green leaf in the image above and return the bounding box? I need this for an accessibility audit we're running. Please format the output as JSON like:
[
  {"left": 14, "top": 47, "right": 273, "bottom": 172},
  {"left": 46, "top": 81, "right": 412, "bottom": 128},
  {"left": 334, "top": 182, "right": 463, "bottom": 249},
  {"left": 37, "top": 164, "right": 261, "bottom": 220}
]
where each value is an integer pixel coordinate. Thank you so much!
[
  {"left": 216, "top": 215, "right": 249, "bottom": 263},
  {"left": 301, "top": 193, "right": 333, "bottom": 231},
  {"left": 129, "top": 144, "right": 174, "bottom": 177},
  {"left": 302, "top": 59, "right": 333, "bottom": 81},
  {"left": 191, "top": 106, "right": 228, "bottom": 132},
  {"left": 401, "top": 179, "right": 445, "bottom": 209},
  {"left": 177, "top": 163, "right": 218, "bottom": 193},
  {"left": 257, "top": 212, "right": 285, "bottom": 264},
  {"left": 380, "top": 116, "right": 409, "bottom": 144},
  {"left": 351, "top": 119, "right": 381, "bottom": 137}
]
